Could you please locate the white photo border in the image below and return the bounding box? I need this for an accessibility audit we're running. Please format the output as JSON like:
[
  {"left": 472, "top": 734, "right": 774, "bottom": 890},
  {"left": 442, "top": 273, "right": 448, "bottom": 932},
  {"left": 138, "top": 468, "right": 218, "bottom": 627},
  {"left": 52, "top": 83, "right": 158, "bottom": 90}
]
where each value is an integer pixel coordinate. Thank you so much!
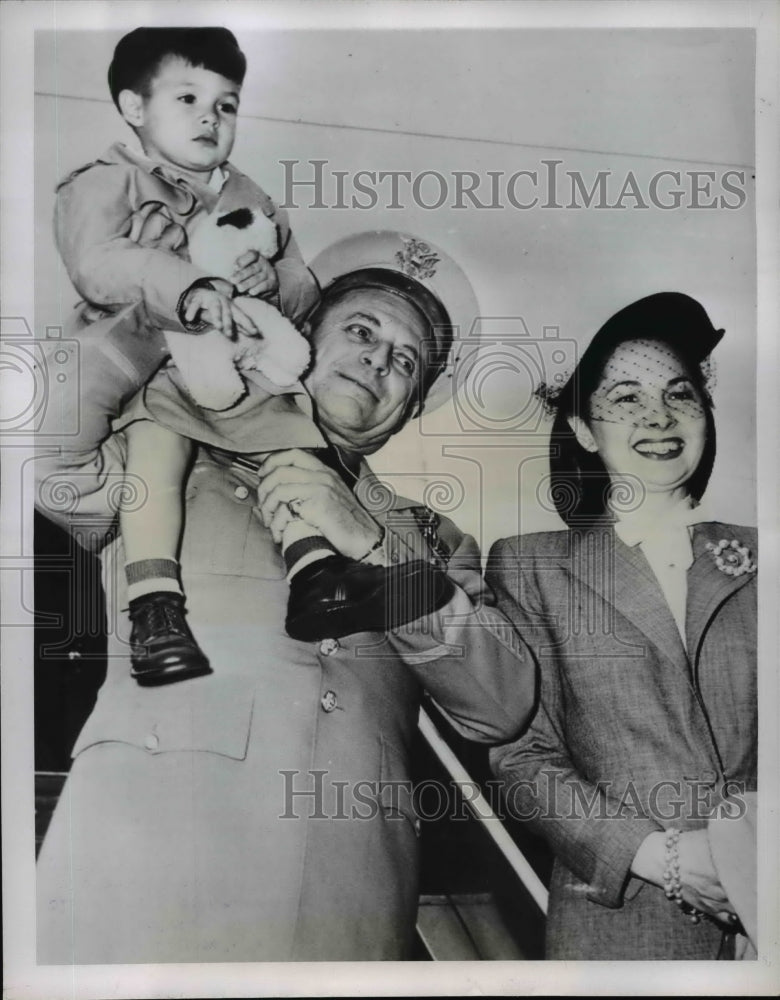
[{"left": 2, "top": 1, "right": 778, "bottom": 997}]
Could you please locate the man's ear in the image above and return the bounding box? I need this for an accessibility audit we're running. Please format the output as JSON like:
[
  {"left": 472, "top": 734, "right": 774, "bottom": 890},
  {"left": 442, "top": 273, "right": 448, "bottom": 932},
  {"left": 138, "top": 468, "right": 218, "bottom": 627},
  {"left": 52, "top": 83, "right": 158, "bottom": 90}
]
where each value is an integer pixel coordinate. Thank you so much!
[
  {"left": 567, "top": 415, "right": 599, "bottom": 453},
  {"left": 117, "top": 89, "right": 145, "bottom": 128}
]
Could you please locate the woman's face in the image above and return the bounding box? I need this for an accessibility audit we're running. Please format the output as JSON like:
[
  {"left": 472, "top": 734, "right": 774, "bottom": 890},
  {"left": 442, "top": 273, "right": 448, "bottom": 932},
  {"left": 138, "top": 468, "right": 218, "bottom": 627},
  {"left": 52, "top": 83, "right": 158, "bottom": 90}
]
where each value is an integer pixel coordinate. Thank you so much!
[{"left": 568, "top": 338, "right": 708, "bottom": 495}]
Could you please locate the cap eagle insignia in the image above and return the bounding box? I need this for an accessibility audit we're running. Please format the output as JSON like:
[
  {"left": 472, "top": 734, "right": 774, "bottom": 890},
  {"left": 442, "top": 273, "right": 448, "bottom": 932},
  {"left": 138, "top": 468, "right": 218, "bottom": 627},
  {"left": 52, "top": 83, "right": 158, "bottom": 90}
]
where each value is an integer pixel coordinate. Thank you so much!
[{"left": 395, "top": 238, "right": 440, "bottom": 280}]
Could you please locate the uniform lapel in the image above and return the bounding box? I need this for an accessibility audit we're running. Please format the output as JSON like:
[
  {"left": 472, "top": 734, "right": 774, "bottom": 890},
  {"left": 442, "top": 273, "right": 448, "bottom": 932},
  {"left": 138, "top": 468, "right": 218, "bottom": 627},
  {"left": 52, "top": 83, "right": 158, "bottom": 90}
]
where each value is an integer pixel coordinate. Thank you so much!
[
  {"left": 568, "top": 522, "right": 690, "bottom": 675},
  {"left": 686, "top": 523, "right": 757, "bottom": 664}
]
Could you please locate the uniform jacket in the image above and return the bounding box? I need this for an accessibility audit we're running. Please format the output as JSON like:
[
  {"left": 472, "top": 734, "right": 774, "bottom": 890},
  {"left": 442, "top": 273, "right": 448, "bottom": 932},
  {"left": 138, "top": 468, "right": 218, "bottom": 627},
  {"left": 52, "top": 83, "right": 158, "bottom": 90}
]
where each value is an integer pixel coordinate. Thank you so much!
[
  {"left": 34, "top": 323, "right": 536, "bottom": 963},
  {"left": 487, "top": 524, "right": 757, "bottom": 960}
]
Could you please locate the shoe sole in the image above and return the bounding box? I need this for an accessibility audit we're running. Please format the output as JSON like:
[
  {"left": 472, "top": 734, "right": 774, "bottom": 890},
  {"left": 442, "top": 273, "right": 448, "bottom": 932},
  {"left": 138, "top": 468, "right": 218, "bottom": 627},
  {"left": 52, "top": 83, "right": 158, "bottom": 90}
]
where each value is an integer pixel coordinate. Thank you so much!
[
  {"left": 286, "top": 562, "right": 455, "bottom": 642},
  {"left": 132, "top": 660, "right": 213, "bottom": 687}
]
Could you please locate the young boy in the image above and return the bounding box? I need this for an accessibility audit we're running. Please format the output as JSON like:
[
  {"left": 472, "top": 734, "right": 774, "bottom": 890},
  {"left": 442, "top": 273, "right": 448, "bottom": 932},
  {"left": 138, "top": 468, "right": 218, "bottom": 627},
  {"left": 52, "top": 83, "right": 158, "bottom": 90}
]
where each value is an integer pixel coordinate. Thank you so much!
[{"left": 55, "top": 27, "right": 448, "bottom": 685}]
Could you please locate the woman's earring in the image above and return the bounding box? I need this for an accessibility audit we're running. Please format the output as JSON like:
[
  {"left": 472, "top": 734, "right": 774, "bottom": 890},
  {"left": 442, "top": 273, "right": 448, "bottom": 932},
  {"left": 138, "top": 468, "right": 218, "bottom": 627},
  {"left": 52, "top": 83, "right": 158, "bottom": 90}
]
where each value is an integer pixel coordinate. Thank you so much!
[{"left": 567, "top": 415, "right": 599, "bottom": 452}]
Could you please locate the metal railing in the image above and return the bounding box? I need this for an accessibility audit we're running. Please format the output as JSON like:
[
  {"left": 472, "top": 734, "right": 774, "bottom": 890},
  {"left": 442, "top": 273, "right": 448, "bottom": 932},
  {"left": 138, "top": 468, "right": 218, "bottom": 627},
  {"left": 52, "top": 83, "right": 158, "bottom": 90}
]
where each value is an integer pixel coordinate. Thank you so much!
[{"left": 418, "top": 706, "right": 549, "bottom": 916}]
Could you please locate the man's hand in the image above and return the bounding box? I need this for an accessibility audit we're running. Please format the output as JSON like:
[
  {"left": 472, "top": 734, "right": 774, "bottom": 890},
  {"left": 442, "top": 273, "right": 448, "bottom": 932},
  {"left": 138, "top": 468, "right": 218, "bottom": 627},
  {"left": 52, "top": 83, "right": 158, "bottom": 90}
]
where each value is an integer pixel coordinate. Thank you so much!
[
  {"left": 126, "top": 201, "right": 187, "bottom": 252},
  {"left": 180, "top": 279, "right": 259, "bottom": 339},
  {"left": 232, "top": 251, "right": 279, "bottom": 298},
  {"left": 254, "top": 449, "right": 383, "bottom": 560}
]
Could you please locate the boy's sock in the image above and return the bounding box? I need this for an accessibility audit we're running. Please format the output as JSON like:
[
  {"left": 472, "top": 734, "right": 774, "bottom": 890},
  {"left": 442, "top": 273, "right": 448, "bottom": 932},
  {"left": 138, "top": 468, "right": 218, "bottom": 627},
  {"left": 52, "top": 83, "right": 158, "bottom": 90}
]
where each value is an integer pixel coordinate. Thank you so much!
[
  {"left": 282, "top": 522, "right": 340, "bottom": 580},
  {"left": 126, "top": 558, "right": 182, "bottom": 603}
]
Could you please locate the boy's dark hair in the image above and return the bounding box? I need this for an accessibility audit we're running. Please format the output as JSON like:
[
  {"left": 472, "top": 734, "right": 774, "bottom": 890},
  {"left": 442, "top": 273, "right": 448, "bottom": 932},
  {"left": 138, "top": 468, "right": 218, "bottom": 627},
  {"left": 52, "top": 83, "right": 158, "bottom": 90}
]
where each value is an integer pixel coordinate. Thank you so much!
[{"left": 108, "top": 27, "right": 246, "bottom": 108}]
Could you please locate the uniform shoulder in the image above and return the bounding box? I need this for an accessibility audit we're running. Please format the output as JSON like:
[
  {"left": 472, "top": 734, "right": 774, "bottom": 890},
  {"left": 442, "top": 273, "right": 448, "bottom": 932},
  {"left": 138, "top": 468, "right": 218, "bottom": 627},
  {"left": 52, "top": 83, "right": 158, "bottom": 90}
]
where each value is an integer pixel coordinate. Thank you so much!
[
  {"left": 386, "top": 504, "right": 469, "bottom": 559},
  {"left": 431, "top": 510, "right": 480, "bottom": 561},
  {"left": 55, "top": 143, "right": 142, "bottom": 192},
  {"left": 489, "top": 529, "right": 570, "bottom": 559}
]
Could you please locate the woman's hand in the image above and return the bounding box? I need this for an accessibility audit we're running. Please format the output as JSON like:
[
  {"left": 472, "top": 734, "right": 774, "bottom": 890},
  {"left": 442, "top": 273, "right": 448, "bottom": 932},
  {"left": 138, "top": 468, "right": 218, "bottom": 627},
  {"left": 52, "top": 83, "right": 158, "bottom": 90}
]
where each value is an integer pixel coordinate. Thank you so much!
[
  {"left": 255, "top": 449, "right": 384, "bottom": 560},
  {"left": 631, "top": 828, "right": 737, "bottom": 924},
  {"left": 676, "top": 828, "right": 735, "bottom": 922}
]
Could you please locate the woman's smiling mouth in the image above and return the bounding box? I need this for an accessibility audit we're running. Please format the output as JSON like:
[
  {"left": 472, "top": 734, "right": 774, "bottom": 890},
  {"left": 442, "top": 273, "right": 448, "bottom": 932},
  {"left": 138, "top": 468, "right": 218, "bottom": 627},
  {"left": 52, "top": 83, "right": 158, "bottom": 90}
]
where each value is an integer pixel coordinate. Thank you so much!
[{"left": 633, "top": 438, "right": 684, "bottom": 459}]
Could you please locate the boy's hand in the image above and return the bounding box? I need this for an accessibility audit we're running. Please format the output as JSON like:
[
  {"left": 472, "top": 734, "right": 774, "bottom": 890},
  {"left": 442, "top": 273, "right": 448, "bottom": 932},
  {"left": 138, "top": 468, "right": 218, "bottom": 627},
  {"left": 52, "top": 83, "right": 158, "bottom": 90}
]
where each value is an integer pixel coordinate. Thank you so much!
[
  {"left": 232, "top": 251, "right": 279, "bottom": 298},
  {"left": 181, "top": 279, "right": 258, "bottom": 339}
]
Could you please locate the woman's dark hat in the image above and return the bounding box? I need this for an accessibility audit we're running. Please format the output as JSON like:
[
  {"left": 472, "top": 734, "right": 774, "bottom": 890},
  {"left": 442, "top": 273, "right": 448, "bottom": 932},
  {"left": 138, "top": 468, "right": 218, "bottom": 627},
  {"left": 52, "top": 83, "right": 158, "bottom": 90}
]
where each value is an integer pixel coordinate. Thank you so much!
[
  {"left": 582, "top": 291, "right": 724, "bottom": 366},
  {"left": 539, "top": 292, "right": 724, "bottom": 416}
]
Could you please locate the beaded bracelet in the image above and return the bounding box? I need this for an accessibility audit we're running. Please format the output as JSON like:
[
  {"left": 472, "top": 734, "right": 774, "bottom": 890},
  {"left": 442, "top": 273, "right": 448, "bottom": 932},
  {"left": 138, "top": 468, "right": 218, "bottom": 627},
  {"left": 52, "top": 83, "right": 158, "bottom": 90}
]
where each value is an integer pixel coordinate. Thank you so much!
[{"left": 662, "top": 827, "right": 702, "bottom": 924}]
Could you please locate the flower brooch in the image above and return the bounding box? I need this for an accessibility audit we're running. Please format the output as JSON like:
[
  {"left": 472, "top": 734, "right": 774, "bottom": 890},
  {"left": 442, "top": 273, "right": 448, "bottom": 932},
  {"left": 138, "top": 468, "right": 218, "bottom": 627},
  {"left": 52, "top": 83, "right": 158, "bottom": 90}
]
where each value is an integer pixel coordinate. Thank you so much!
[{"left": 706, "top": 538, "right": 757, "bottom": 577}]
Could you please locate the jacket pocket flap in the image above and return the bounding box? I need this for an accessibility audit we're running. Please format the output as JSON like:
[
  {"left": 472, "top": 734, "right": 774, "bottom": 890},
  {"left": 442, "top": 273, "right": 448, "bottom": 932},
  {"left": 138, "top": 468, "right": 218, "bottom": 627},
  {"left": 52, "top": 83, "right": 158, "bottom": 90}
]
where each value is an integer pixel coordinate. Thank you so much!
[{"left": 72, "top": 675, "right": 256, "bottom": 761}]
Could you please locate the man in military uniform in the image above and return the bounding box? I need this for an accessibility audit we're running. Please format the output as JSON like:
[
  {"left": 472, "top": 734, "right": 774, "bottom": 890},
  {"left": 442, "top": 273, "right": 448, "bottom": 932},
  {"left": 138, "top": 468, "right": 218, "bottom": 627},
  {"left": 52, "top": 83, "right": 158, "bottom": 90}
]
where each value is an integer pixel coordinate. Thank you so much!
[{"left": 35, "top": 229, "right": 536, "bottom": 962}]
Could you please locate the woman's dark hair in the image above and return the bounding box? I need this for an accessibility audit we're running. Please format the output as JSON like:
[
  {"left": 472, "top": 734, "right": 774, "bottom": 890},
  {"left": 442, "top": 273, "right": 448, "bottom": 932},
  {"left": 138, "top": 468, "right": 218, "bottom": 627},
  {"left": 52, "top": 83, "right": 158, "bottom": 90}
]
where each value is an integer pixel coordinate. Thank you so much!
[
  {"left": 108, "top": 28, "right": 246, "bottom": 108},
  {"left": 549, "top": 334, "right": 717, "bottom": 527}
]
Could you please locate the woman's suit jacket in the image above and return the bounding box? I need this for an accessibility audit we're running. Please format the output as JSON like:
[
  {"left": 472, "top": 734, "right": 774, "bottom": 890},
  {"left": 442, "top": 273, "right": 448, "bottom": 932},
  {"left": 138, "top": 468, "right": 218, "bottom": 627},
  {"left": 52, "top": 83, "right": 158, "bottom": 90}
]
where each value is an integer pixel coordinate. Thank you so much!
[
  {"left": 487, "top": 522, "right": 757, "bottom": 960},
  {"left": 34, "top": 321, "right": 536, "bottom": 964}
]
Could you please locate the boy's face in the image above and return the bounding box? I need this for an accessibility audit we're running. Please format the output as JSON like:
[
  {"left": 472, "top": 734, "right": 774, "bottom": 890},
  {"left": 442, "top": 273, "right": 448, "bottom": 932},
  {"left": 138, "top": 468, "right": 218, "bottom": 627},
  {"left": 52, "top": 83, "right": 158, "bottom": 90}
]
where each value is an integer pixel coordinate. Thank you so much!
[{"left": 121, "top": 56, "right": 240, "bottom": 176}]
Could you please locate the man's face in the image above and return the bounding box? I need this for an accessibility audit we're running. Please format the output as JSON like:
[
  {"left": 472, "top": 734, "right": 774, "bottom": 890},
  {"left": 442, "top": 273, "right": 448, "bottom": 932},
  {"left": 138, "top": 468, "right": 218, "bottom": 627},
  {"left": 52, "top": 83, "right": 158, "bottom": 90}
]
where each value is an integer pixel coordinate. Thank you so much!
[
  {"left": 122, "top": 56, "right": 239, "bottom": 177},
  {"left": 304, "top": 288, "right": 427, "bottom": 454}
]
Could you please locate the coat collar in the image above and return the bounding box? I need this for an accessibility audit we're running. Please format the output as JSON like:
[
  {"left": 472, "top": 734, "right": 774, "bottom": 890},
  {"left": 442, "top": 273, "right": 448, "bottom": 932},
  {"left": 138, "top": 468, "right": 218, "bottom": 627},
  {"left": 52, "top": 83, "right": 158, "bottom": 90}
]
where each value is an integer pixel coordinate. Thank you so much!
[
  {"left": 686, "top": 521, "right": 757, "bottom": 663},
  {"left": 565, "top": 518, "right": 756, "bottom": 671},
  {"left": 59, "top": 142, "right": 276, "bottom": 220},
  {"left": 569, "top": 520, "right": 689, "bottom": 674},
  {"left": 69, "top": 142, "right": 211, "bottom": 215}
]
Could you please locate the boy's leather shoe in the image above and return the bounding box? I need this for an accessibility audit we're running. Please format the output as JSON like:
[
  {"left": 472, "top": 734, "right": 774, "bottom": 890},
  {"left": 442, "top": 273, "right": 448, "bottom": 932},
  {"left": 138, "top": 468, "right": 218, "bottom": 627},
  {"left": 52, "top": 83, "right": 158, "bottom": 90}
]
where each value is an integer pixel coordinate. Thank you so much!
[
  {"left": 285, "top": 555, "right": 455, "bottom": 642},
  {"left": 129, "top": 592, "right": 213, "bottom": 686}
]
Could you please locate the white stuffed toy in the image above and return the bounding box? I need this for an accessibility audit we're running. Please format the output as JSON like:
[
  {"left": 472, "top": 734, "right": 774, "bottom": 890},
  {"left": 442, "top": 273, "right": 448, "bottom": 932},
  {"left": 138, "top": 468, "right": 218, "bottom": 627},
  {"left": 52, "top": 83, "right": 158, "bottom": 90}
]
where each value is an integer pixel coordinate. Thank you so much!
[{"left": 164, "top": 206, "right": 311, "bottom": 410}]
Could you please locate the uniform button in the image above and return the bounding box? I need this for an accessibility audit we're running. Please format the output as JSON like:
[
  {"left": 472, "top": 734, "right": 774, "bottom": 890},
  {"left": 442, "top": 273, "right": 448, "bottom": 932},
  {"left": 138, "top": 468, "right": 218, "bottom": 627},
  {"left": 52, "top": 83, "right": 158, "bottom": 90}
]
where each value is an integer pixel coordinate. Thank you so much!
[
  {"left": 67, "top": 650, "right": 82, "bottom": 661},
  {"left": 233, "top": 485, "right": 250, "bottom": 501},
  {"left": 320, "top": 690, "right": 338, "bottom": 713},
  {"left": 319, "top": 637, "right": 340, "bottom": 656},
  {"left": 144, "top": 733, "right": 160, "bottom": 751}
]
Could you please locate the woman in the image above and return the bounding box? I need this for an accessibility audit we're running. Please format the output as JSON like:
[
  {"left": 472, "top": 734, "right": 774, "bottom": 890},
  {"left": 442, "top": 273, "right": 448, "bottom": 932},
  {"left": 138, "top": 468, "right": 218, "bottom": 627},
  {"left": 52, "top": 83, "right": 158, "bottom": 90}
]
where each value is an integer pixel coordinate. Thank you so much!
[{"left": 488, "top": 292, "right": 757, "bottom": 960}]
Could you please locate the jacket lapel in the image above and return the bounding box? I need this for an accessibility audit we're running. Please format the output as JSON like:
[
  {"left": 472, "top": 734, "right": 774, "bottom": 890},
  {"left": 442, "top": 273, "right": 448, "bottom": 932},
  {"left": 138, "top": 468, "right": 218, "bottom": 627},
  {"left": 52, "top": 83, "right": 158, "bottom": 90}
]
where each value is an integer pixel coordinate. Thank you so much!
[
  {"left": 568, "top": 523, "right": 690, "bottom": 675},
  {"left": 686, "top": 523, "right": 757, "bottom": 664},
  {"left": 97, "top": 142, "right": 202, "bottom": 216}
]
